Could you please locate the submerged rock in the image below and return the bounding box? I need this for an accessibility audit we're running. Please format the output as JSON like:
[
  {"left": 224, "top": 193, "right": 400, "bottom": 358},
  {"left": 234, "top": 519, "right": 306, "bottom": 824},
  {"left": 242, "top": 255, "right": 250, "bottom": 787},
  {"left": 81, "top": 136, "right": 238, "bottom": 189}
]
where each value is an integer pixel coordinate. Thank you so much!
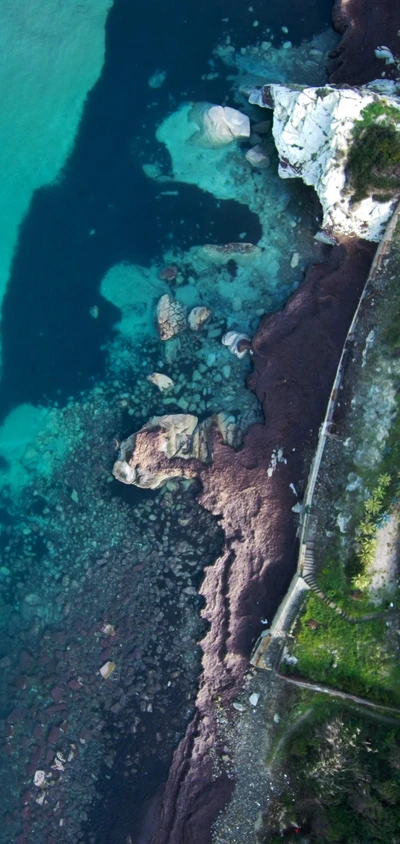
[
  {"left": 188, "top": 306, "right": 212, "bottom": 331},
  {"left": 245, "top": 144, "right": 270, "bottom": 168},
  {"left": 290, "top": 251, "right": 300, "bottom": 268},
  {"left": 249, "top": 81, "right": 400, "bottom": 241},
  {"left": 33, "top": 770, "right": 46, "bottom": 788},
  {"left": 148, "top": 68, "right": 167, "bottom": 88},
  {"left": 188, "top": 102, "right": 250, "bottom": 148},
  {"left": 147, "top": 372, "right": 174, "bottom": 392},
  {"left": 156, "top": 294, "right": 187, "bottom": 340},
  {"left": 158, "top": 264, "right": 178, "bottom": 281},
  {"left": 374, "top": 46, "right": 396, "bottom": 65},
  {"left": 200, "top": 242, "right": 262, "bottom": 265},
  {"left": 99, "top": 661, "right": 116, "bottom": 680},
  {"left": 252, "top": 119, "right": 271, "bottom": 134}
]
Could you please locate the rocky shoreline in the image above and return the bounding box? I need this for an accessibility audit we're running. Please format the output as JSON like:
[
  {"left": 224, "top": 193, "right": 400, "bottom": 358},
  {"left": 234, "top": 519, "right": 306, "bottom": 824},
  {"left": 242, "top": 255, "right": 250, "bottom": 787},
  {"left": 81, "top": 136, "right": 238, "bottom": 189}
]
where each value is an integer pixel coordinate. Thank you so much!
[
  {"left": 135, "top": 1, "right": 400, "bottom": 840},
  {"left": 1, "top": 3, "right": 398, "bottom": 842},
  {"left": 329, "top": 0, "right": 400, "bottom": 86},
  {"left": 138, "top": 241, "right": 375, "bottom": 844}
]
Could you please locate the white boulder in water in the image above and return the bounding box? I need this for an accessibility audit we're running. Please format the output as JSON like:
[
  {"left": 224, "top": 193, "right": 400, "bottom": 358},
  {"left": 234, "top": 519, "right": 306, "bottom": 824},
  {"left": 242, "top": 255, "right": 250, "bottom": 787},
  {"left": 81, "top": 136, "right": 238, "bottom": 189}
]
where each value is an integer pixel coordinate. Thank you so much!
[
  {"left": 188, "top": 102, "right": 250, "bottom": 148},
  {"left": 188, "top": 306, "right": 212, "bottom": 331},
  {"left": 374, "top": 46, "right": 396, "bottom": 65},
  {"left": 249, "top": 81, "right": 400, "bottom": 241},
  {"left": 147, "top": 372, "right": 174, "bottom": 392},
  {"left": 222, "top": 331, "right": 251, "bottom": 359}
]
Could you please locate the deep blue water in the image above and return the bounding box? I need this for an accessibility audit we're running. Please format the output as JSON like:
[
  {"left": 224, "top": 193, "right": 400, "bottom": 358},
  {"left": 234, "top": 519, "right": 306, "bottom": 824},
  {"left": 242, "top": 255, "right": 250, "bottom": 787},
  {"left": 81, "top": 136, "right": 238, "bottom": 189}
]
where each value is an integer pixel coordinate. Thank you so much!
[
  {"left": 0, "top": 0, "right": 334, "bottom": 418},
  {"left": 0, "top": 1, "right": 337, "bottom": 841}
]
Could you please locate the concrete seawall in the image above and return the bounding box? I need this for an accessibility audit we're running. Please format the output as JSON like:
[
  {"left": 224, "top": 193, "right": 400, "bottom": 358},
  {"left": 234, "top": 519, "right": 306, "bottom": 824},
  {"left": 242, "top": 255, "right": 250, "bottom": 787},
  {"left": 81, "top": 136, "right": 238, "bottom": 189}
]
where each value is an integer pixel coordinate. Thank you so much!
[{"left": 251, "top": 202, "right": 400, "bottom": 670}]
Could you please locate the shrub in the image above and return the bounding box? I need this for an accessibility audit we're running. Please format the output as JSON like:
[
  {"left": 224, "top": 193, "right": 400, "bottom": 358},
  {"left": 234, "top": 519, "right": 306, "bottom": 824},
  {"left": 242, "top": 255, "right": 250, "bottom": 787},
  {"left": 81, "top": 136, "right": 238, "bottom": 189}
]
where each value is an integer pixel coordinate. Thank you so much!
[{"left": 346, "top": 102, "right": 400, "bottom": 202}]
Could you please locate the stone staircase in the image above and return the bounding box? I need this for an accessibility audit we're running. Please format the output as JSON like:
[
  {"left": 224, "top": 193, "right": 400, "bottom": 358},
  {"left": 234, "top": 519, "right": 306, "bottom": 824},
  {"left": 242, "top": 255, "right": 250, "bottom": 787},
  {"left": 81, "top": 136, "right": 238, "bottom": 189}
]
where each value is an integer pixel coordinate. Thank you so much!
[
  {"left": 301, "top": 539, "right": 384, "bottom": 624},
  {"left": 301, "top": 539, "right": 354, "bottom": 620}
]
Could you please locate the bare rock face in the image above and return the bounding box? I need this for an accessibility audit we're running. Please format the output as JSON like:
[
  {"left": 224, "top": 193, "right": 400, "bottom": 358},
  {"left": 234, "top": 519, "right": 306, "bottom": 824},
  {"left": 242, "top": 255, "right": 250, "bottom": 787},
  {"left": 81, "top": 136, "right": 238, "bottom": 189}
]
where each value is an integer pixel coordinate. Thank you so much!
[
  {"left": 188, "top": 102, "right": 250, "bottom": 148},
  {"left": 249, "top": 81, "right": 400, "bottom": 241},
  {"left": 112, "top": 413, "right": 242, "bottom": 490},
  {"left": 113, "top": 414, "right": 202, "bottom": 489},
  {"left": 157, "top": 295, "right": 187, "bottom": 340},
  {"left": 200, "top": 242, "right": 262, "bottom": 265}
]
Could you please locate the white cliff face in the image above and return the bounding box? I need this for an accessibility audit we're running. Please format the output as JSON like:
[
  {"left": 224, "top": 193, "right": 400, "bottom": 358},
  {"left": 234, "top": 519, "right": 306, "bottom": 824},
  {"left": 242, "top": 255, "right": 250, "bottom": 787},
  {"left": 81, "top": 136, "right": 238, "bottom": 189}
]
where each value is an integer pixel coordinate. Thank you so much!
[{"left": 249, "top": 82, "right": 400, "bottom": 241}]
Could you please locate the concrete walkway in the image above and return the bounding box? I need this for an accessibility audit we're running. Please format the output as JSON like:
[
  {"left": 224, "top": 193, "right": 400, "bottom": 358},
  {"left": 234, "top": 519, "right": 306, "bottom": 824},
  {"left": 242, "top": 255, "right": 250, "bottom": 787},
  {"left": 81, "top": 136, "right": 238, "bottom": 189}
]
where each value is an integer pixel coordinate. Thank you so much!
[{"left": 251, "top": 203, "right": 400, "bottom": 674}]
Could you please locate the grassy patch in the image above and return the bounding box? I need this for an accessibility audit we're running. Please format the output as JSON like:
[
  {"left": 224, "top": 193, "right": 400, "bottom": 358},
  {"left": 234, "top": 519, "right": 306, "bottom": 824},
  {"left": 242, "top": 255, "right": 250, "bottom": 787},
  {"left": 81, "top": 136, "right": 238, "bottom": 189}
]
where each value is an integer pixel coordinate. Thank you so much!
[
  {"left": 346, "top": 101, "right": 400, "bottom": 202},
  {"left": 260, "top": 705, "right": 400, "bottom": 843},
  {"left": 283, "top": 592, "right": 400, "bottom": 704},
  {"left": 352, "top": 473, "right": 392, "bottom": 588}
]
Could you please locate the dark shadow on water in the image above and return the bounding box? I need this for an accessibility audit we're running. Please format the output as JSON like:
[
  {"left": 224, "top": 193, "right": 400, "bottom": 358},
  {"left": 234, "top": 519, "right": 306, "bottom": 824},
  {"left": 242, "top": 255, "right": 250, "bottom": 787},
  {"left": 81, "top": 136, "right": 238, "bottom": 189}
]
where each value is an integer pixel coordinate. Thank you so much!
[
  {"left": 108, "top": 478, "right": 157, "bottom": 506},
  {"left": 0, "top": 0, "right": 336, "bottom": 840},
  {"left": 0, "top": 0, "right": 334, "bottom": 420}
]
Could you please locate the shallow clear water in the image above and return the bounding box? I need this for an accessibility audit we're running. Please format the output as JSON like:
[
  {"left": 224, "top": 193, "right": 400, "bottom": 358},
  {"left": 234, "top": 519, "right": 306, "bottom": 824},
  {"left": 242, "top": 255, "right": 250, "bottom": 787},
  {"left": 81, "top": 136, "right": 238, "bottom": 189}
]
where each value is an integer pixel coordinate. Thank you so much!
[{"left": 0, "top": 0, "right": 337, "bottom": 841}]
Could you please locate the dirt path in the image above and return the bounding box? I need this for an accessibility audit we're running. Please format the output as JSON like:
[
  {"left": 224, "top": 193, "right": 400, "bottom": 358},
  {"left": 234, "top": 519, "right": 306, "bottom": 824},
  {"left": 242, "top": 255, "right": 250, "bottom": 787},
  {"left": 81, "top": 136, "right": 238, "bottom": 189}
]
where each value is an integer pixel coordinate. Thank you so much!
[{"left": 277, "top": 673, "right": 400, "bottom": 717}]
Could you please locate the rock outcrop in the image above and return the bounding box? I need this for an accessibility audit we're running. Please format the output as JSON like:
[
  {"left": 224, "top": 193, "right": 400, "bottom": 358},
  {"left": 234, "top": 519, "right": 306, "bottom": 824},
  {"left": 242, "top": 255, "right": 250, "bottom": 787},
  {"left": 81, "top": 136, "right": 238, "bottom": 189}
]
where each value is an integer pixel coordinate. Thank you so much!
[
  {"left": 113, "top": 413, "right": 243, "bottom": 489},
  {"left": 249, "top": 81, "right": 400, "bottom": 241},
  {"left": 329, "top": 0, "right": 400, "bottom": 86},
  {"left": 140, "top": 237, "right": 376, "bottom": 844}
]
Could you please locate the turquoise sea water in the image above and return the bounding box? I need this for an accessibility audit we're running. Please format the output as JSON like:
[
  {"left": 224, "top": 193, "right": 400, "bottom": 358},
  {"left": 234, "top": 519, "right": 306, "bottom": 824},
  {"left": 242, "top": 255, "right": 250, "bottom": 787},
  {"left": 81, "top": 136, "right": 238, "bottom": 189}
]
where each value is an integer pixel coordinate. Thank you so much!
[{"left": 0, "top": 0, "right": 337, "bottom": 841}]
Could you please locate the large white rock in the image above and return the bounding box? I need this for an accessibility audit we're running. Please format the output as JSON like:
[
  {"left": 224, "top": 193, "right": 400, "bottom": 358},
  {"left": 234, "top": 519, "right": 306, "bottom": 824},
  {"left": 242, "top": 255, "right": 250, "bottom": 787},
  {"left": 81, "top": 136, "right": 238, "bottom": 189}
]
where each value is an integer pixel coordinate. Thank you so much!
[
  {"left": 188, "top": 102, "right": 250, "bottom": 148},
  {"left": 249, "top": 82, "right": 400, "bottom": 241}
]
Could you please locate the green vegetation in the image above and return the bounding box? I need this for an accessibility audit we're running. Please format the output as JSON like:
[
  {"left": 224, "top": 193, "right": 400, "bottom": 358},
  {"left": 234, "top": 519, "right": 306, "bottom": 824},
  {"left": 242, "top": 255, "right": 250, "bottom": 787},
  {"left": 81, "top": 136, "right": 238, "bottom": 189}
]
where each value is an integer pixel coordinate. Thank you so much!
[
  {"left": 346, "top": 101, "right": 400, "bottom": 202},
  {"left": 261, "top": 705, "right": 400, "bottom": 843},
  {"left": 282, "top": 593, "right": 400, "bottom": 704},
  {"left": 353, "top": 473, "right": 392, "bottom": 588},
  {"left": 260, "top": 182, "right": 400, "bottom": 844},
  {"left": 315, "top": 88, "right": 330, "bottom": 100},
  {"left": 282, "top": 247, "right": 400, "bottom": 706},
  {"left": 384, "top": 292, "right": 400, "bottom": 351}
]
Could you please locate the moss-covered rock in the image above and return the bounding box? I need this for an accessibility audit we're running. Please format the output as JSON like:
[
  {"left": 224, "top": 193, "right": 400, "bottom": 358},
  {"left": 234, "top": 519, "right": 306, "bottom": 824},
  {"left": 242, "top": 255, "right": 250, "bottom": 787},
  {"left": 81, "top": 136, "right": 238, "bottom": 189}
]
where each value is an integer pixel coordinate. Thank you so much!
[{"left": 347, "top": 101, "right": 400, "bottom": 202}]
